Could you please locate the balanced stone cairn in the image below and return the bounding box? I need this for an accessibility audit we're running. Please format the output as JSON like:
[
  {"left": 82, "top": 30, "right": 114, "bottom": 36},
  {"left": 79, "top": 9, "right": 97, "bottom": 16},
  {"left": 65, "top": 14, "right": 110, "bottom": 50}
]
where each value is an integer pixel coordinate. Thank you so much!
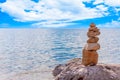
[{"left": 82, "top": 23, "right": 100, "bottom": 66}]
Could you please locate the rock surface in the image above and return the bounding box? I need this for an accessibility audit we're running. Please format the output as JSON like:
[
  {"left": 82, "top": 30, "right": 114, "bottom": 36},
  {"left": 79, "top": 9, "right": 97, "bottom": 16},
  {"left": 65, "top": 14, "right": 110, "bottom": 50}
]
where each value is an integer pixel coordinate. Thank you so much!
[
  {"left": 84, "top": 43, "right": 100, "bottom": 51},
  {"left": 53, "top": 58, "right": 120, "bottom": 80},
  {"left": 87, "top": 37, "right": 99, "bottom": 43},
  {"left": 82, "top": 50, "right": 98, "bottom": 66}
]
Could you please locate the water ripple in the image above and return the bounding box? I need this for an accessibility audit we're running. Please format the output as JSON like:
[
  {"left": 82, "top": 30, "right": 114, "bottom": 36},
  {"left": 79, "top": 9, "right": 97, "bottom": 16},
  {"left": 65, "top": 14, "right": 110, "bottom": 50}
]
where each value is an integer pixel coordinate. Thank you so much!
[{"left": 0, "top": 29, "right": 120, "bottom": 79}]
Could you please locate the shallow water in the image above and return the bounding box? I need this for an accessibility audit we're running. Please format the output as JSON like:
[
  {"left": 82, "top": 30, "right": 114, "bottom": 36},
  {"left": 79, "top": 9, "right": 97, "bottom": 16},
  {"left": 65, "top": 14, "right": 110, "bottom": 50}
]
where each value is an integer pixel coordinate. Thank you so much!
[{"left": 0, "top": 28, "right": 120, "bottom": 80}]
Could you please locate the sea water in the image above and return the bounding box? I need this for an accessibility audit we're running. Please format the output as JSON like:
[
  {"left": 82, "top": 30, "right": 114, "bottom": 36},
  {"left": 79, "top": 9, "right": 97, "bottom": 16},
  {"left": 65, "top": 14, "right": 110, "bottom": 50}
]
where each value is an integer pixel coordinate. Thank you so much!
[{"left": 0, "top": 28, "right": 120, "bottom": 80}]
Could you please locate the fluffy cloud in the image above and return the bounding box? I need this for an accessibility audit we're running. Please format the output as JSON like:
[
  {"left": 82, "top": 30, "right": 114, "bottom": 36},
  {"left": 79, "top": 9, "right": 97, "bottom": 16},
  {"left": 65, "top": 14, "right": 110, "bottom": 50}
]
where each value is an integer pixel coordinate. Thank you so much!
[
  {"left": 118, "top": 18, "right": 120, "bottom": 21},
  {"left": 104, "top": 0, "right": 120, "bottom": 7},
  {"left": 93, "top": 0, "right": 104, "bottom": 5},
  {"left": 32, "top": 20, "right": 75, "bottom": 28},
  {"left": 94, "top": 0, "right": 120, "bottom": 6},
  {"left": 0, "top": 0, "right": 103, "bottom": 21},
  {"left": 0, "top": 0, "right": 120, "bottom": 27},
  {"left": 98, "top": 20, "right": 120, "bottom": 28},
  {"left": 95, "top": 5, "right": 108, "bottom": 16}
]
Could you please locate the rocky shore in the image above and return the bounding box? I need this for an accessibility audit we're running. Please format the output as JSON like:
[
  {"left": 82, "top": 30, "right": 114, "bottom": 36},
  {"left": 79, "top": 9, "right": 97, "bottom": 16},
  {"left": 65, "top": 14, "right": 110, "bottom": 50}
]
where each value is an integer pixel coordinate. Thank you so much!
[{"left": 53, "top": 58, "right": 120, "bottom": 80}]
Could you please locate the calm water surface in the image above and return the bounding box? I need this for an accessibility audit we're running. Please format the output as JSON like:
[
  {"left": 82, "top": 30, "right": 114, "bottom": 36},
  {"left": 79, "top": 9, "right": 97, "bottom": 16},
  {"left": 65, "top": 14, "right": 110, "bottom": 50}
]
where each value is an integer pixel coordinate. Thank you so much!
[{"left": 0, "top": 29, "right": 120, "bottom": 80}]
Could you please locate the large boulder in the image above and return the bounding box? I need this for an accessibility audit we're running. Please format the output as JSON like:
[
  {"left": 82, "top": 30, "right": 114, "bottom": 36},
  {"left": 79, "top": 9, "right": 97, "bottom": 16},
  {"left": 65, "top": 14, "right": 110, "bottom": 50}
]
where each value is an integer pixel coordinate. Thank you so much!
[
  {"left": 82, "top": 50, "right": 98, "bottom": 66},
  {"left": 53, "top": 58, "right": 120, "bottom": 80}
]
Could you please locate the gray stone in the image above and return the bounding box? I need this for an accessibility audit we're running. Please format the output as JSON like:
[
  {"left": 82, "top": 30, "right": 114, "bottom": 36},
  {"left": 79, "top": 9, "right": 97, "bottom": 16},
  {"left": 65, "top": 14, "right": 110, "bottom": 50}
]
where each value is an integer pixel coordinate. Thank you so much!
[{"left": 53, "top": 58, "right": 120, "bottom": 80}]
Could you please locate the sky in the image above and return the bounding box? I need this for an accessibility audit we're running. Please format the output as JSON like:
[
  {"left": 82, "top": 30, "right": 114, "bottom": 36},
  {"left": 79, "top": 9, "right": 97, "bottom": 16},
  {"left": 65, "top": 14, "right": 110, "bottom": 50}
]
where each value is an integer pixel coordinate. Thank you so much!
[{"left": 0, "top": 0, "right": 120, "bottom": 28}]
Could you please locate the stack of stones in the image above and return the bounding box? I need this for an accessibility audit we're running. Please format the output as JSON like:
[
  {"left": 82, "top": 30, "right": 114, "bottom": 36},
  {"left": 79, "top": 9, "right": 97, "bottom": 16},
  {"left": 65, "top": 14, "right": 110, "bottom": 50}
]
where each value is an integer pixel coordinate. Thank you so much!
[{"left": 82, "top": 23, "right": 100, "bottom": 66}]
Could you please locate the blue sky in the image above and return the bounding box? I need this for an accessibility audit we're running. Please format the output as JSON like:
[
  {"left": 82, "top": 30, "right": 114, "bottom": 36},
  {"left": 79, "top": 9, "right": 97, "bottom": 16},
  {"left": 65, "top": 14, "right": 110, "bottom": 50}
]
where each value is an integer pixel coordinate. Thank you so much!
[{"left": 0, "top": 0, "right": 120, "bottom": 28}]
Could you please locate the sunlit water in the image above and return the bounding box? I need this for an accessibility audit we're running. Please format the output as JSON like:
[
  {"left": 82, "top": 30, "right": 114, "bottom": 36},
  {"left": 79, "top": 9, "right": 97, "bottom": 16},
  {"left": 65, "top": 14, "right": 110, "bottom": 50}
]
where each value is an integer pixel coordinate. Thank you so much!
[{"left": 0, "top": 29, "right": 120, "bottom": 80}]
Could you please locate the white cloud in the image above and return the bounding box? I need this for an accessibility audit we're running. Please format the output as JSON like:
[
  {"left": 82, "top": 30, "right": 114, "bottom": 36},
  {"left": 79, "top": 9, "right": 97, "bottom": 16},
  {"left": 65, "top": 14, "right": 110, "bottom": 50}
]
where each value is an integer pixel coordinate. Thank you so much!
[
  {"left": 95, "top": 5, "right": 109, "bottom": 16},
  {"left": 98, "top": 21, "right": 120, "bottom": 28},
  {"left": 93, "top": 0, "right": 104, "bottom": 5},
  {"left": 0, "top": 0, "right": 103, "bottom": 22},
  {"left": 0, "top": 0, "right": 119, "bottom": 27},
  {"left": 96, "top": 5, "right": 107, "bottom": 11},
  {"left": 94, "top": 0, "right": 120, "bottom": 7},
  {"left": 32, "top": 20, "right": 75, "bottom": 28},
  {"left": 118, "top": 18, "right": 120, "bottom": 21},
  {"left": 104, "top": 0, "right": 120, "bottom": 7}
]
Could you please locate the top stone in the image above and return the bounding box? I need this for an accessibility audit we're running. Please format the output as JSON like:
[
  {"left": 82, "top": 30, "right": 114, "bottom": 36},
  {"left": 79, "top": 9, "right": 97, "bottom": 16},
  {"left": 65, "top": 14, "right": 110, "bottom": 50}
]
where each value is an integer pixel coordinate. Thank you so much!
[
  {"left": 87, "top": 23, "right": 100, "bottom": 37},
  {"left": 90, "top": 23, "right": 96, "bottom": 27},
  {"left": 89, "top": 27, "right": 99, "bottom": 32}
]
